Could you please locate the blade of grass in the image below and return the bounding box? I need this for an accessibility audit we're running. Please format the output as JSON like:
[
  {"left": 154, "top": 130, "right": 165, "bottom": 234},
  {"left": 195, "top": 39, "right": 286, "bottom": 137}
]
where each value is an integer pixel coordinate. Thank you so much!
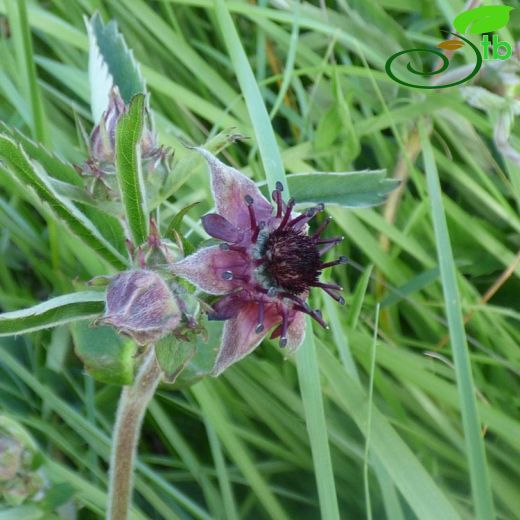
[
  {"left": 419, "top": 119, "right": 495, "bottom": 520},
  {"left": 213, "top": 0, "right": 286, "bottom": 192},
  {"left": 295, "top": 320, "right": 341, "bottom": 520},
  {"left": 363, "top": 303, "right": 379, "bottom": 520}
]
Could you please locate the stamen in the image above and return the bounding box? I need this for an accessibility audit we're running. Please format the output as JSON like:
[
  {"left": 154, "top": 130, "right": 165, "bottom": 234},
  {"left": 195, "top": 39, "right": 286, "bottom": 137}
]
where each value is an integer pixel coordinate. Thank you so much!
[
  {"left": 288, "top": 204, "right": 324, "bottom": 229},
  {"left": 222, "top": 271, "right": 234, "bottom": 280},
  {"left": 316, "top": 236, "right": 344, "bottom": 245},
  {"left": 277, "top": 197, "right": 295, "bottom": 229},
  {"left": 244, "top": 195, "right": 258, "bottom": 237},
  {"left": 279, "top": 308, "right": 289, "bottom": 347},
  {"left": 293, "top": 304, "right": 329, "bottom": 329},
  {"left": 272, "top": 181, "right": 284, "bottom": 218},
  {"left": 313, "top": 281, "right": 343, "bottom": 291},
  {"left": 312, "top": 216, "right": 332, "bottom": 239},
  {"left": 255, "top": 301, "right": 265, "bottom": 333},
  {"left": 251, "top": 220, "right": 265, "bottom": 243},
  {"left": 321, "top": 287, "right": 346, "bottom": 305},
  {"left": 321, "top": 256, "right": 348, "bottom": 269}
]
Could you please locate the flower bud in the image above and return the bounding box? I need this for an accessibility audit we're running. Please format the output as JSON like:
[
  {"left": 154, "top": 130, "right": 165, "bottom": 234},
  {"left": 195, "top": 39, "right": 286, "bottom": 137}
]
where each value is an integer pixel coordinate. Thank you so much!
[
  {"left": 89, "top": 87, "right": 160, "bottom": 166},
  {"left": 99, "top": 270, "right": 182, "bottom": 345}
]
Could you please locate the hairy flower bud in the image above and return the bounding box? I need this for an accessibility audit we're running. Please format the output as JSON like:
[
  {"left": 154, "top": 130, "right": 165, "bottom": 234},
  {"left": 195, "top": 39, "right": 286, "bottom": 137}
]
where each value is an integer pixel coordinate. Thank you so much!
[
  {"left": 88, "top": 87, "right": 162, "bottom": 166},
  {"left": 99, "top": 270, "right": 182, "bottom": 345}
]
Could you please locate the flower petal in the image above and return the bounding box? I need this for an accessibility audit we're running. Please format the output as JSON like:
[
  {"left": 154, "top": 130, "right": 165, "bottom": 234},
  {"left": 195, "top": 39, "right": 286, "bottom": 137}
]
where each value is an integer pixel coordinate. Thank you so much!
[
  {"left": 208, "top": 293, "right": 244, "bottom": 320},
  {"left": 212, "top": 301, "right": 280, "bottom": 375},
  {"left": 285, "top": 311, "right": 306, "bottom": 353},
  {"left": 195, "top": 147, "right": 273, "bottom": 229},
  {"left": 201, "top": 213, "right": 241, "bottom": 243},
  {"left": 171, "top": 246, "right": 248, "bottom": 295}
]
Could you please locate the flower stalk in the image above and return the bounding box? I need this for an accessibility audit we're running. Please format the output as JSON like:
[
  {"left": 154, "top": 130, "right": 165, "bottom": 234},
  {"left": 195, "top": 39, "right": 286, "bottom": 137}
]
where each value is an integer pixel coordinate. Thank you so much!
[{"left": 107, "top": 346, "right": 162, "bottom": 520}]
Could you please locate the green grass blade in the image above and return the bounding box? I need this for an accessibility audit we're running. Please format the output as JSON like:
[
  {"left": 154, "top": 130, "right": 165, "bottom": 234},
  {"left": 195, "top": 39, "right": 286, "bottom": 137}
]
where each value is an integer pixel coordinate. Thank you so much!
[
  {"left": 114, "top": 93, "right": 149, "bottom": 246},
  {"left": 0, "top": 292, "right": 104, "bottom": 336},
  {"left": 7, "top": 0, "right": 48, "bottom": 144},
  {"left": 319, "top": 346, "right": 461, "bottom": 520},
  {"left": 419, "top": 120, "right": 495, "bottom": 520},
  {"left": 296, "top": 320, "right": 341, "bottom": 520},
  {"left": 213, "top": 0, "right": 286, "bottom": 192},
  {"left": 192, "top": 381, "right": 291, "bottom": 520}
]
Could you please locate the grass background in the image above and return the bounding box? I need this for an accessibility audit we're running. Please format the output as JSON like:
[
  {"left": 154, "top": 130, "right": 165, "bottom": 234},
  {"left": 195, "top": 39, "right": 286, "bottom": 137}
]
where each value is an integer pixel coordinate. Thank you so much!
[{"left": 0, "top": 0, "right": 519, "bottom": 519}]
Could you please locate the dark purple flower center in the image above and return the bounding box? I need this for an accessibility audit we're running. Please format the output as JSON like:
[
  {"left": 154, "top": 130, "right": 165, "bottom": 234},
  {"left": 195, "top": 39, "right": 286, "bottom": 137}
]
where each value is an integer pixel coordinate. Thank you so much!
[{"left": 263, "top": 227, "right": 321, "bottom": 294}]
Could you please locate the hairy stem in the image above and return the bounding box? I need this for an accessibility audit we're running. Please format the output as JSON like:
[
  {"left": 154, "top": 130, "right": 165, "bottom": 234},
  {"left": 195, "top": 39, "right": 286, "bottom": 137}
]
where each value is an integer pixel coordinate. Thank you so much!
[{"left": 107, "top": 347, "right": 162, "bottom": 520}]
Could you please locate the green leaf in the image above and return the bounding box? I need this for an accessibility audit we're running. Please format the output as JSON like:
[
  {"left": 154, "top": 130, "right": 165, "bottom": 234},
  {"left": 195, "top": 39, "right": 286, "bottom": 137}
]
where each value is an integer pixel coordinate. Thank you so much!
[
  {"left": 0, "top": 135, "right": 128, "bottom": 269},
  {"left": 454, "top": 6, "right": 513, "bottom": 34},
  {"left": 0, "top": 123, "right": 82, "bottom": 186},
  {"left": 0, "top": 292, "right": 104, "bottom": 337},
  {"left": 115, "top": 94, "right": 149, "bottom": 246},
  {"left": 155, "top": 337, "right": 196, "bottom": 383},
  {"left": 165, "top": 202, "right": 200, "bottom": 238},
  {"left": 171, "top": 318, "right": 222, "bottom": 389},
  {"left": 419, "top": 121, "right": 494, "bottom": 520},
  {"left": 71, "top": 321, "right": 136, "bottom": 386},
  {"left": 40, "top": 483, "right": 75, "bottom": 511},
  {"left": 265, "top": 171, "right": 399, "bottom": 208},
  {"left": 296, "top": 320, "right": 341, "bottom": 520},
  {"left": 87, "top": 12, "right": 146, "bottom": 122},
  {"left": 319, "top": 347, "right": 461, "bottom": 520}
]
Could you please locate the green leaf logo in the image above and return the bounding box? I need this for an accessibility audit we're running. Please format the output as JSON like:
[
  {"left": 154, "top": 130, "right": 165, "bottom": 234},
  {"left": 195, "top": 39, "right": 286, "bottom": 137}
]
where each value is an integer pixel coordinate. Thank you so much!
[{"left": 454, "top": 5, "right": 514, "bottom": 34}]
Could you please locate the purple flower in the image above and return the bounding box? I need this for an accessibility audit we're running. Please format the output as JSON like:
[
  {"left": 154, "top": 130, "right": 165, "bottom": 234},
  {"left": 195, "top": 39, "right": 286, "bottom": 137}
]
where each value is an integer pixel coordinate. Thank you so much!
[
  {"left": 99, "top": 270, "right": 182, "bottom": 345},
  {"left": 172, "top": 148, "right": 346, "bottom": 375}
]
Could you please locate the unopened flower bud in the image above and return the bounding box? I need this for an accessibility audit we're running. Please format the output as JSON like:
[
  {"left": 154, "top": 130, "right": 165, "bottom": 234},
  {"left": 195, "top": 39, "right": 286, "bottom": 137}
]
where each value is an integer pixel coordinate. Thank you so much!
[
  {"left": 89, "top": 87, "right": 160, "bottom": 166},
  {"left": 99, "top": 270, "right": 182, "bottom": 345}
]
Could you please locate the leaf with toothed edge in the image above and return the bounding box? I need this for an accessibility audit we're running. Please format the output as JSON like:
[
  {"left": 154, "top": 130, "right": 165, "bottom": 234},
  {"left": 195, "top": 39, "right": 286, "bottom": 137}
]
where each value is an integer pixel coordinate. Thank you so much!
[
  {"left": 86, "top": 12, "right": 146, "bottom": 123},
  {"left": 0, "top": 123, "right": 83, "bottom": 186}
]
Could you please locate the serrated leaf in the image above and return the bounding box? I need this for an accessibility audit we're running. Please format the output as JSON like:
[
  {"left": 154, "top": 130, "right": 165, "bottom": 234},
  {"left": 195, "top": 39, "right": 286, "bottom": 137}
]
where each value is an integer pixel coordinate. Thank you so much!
[
  {"left": 261, "top": 171, "right": 399, "bottom": 208},
  {"left": 71, "top": 321, "right": 136, "bottom": 386},
  {"left": 87, "top": 12, "right": 146, "bottom": 123},
  {"left": 453, "top": 6, "right": 513, "bottom": 35},
  {"left": 171, "top": 317, "right": 223, "bottom": 389},
  {"left": 0, "top": 122, "right": 82, "bottom": 186},
  {"left": 115, "top": 94, "right": 148, "bottom": 246},
  {"left": 0, "top": 292, "right": 104, "bottom": 337},
  {"left": 0, "top": 135, "right": 128, "bottom": 269}
]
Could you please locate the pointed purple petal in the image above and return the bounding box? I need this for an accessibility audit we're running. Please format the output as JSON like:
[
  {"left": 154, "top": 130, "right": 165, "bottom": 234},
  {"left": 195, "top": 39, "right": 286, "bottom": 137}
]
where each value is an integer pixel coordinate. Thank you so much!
[
  {"left": 195, "top": 147, "right": 273, "bottom": 229},
  {"left": 212, "top": 302, "right": 280, "bottom": 375},
  {"left": 208, "top": 293, "right": 244, "bottom": 320},
  {"left": 171, "top": 246, "right": 248, "bottom": 295},
  {"left": 285, "top": 311, "right": 306, "bottom": 353},
  {"left": 201, "top": 213, "right": 241, "bottom": 243}
]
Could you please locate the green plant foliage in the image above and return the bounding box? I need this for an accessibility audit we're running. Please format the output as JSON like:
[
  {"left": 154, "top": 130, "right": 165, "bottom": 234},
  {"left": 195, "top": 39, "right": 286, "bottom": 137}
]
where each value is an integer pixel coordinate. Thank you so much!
[
  {"left": 87, "top": 12, "right": 146, "bottom": 122},
  {"left": 114, "top": 94, "right": 149, "bottom": 246},
  {"left": 71, "top": 322, "right": 136, "bottom": 386},
  {"left": 0, "top": 292, "right": 104, "bottom": 336},
  {"left": 0, "top": 1, "right": 519, "bottom": 519}
]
